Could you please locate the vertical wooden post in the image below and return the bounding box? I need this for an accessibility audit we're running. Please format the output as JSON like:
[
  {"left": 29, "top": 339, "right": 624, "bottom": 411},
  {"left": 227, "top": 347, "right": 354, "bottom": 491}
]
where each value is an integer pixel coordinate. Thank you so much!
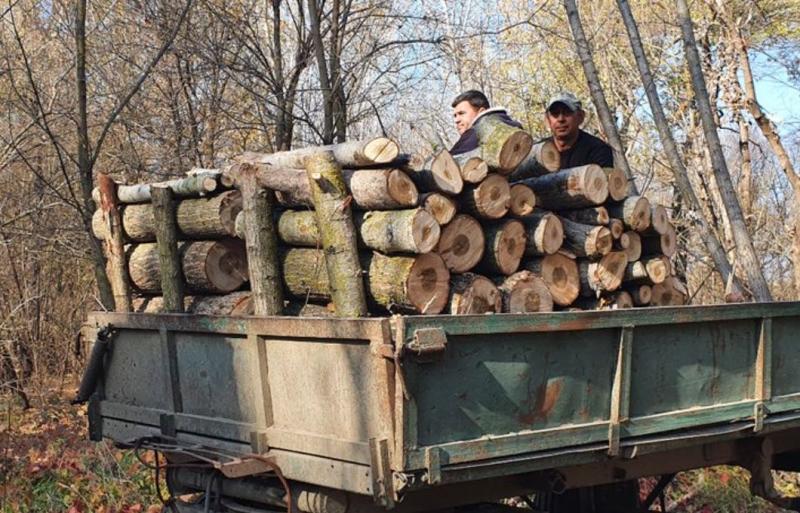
[
  {"left": 239, "top": 164, "right": 284, "bottom": 316},
  {"left": 151, "top": 184, "right": 184, "bottom": 312},
  {"left": 96, "top": 173, "right": 131, "bottom": 312}
]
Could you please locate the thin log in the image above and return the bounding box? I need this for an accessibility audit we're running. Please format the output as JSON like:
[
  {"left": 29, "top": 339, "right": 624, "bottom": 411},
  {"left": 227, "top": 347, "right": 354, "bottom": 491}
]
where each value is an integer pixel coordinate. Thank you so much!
[
  {"left": 495, "top": 271, "right": 553, "bottom": 313},
  {"left": 560, "top": 217, "right": 613, "bottom": 258},
  {"left": 509, "top": 139, "right": 561, "bottom": 181},
  {"left": 642, "top": 223, "right": 677, "bottom": 257},
  {"left": 404, "top": 150, "right": 463, "bottom": 195},
  {"left": 97, "top": 174, "right": 131, "bottom": 311},
  {"left": 460, "top": 174, "right": 511, "bottom": 219},
  {"left": 579, "top": 252, "right": 627, "bottom": 296},
  {"left": 435, "top": 214, "right": 485, "bottom": 273},
  {"left": 509, "top": 184, "right": 536, "bottom": 217},
  {"left": 420, "top": 192, "right": 457, "bottom": 226},
  {"left": 603, "top": 168, "right": 628, "bottom": 202},
  {"left": 305, "top": 152, "right": 367, "bottom": 317},
  {"left": 449, "top": 273, "right": 502, "bottom": 314},
  {"left": 522, "top": 253, "right": 580, "bottom": 306},
  {"left": 518, "top": 164, "right": 609, "bottom": 209},
  {"left": 607, "top": 195, "right": 651, "bottom": 232},
  {"left": 620, "top": 231, "right": 641, "bottom": 262},
  {"left": 452, "top": 150, "right": 490, "bottom": 183},
  {"left": 473, "top": 115, "right": 534, "bottom": 174},
  {"left": 150, "top": 185, "right": 184, "bottom": 312},
  {"left": 92, "top": 170, "right": 222, "bottom": 204},
  {"left": 560, "top": 206, "right": 609, "bottom": 225},
  {"left": 523, "top": 210, "right": 564, "bottom": 256},
  {"left": 623, "top": 256, "right": 670, "bottom": 284},
  {"left": 478, "top": 219, "right": 526, "bottom": 276},
  {"left": 626, "top": 284, "right": 652, "bottom": 306}
]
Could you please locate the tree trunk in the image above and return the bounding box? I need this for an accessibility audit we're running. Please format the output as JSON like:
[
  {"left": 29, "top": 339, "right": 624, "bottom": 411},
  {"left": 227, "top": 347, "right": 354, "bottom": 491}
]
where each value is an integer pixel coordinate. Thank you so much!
[
  {"left": 560, "top": 206, "right": 609, "bottom": 225},
  {"left": 420, "top": 192, "right": 457, "bottom": 226},
  {"left": 607, "top": 195, "right": 651, "bottom": 232},
  {"left": 404, "top": 150, "right": 463, "bottom": 195},
  {"left": 150, "top": 185, "right": 185, "bottom": 312},
  {"left": 97, "top": 174, "right": 132, "bottom": 311},
  {"left": 603, "top": 167, "right": 628, "bottom": 201},
  {"left": 579, "top": 252, "right": 627, "bottom": 297},
  {"left": 495, "top": 271, "right": 553, "bottom": 313},
  {"left": 618, "top": 231, "right": 642, "bottom": 262},
  {"left": 521, "top": 253, "right": 580, "bottom": 306},
  {"left": 435, "top": 214, "right": 485, "bottom": 273},
  {"left": 453, "top": 151, "right": 489, "bottom": 183},
  {"left": 518, "top": 164, "right": 609, "bottom": 209},
  {"left": 91, "top": 171, "right": 221, "bottom": 204},
  {"left": 473, "top": 116, "right": 534, "bottom": 174},
  {"left": 560, "top": 217, "right": 613, "bottom": 258},
  {"left": 509, "top": 139, "right": 561, "bottom": 181},
  {"left": 460, "top": 174, "right": 511, "bottom": 219},
  {"left": 523, "top": 211, "right": 564, "bottom": 256},
  {"left": 509, "top": 184, "right": 536, "bottom": 217},
  {"left": 449, "top": 273, "right": 502, "bottom": 314},
  {"left": 305, "top": 152, "right": 367, "bottom": 317},
  {"left": 128, "top": 240, "right": 247, "bottom": 293},
  {"left": 478, "top": 219, "right": 526, "bottom": 276}
]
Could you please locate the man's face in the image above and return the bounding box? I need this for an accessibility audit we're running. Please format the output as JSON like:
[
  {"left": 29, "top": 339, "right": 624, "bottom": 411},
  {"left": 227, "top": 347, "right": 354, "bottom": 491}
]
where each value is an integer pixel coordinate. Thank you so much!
[
  {"left": 546, "top": 103, "right": 585, "bottom": 140},
  {"left": 453, "top": 101, "right": 485, "bottom": 135}
]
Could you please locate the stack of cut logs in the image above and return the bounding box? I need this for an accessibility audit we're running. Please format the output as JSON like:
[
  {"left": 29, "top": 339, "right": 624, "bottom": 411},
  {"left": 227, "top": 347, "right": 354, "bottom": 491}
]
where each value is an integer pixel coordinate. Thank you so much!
[{"left": 91, "top": 117, "right": 687, "bottom": 317}]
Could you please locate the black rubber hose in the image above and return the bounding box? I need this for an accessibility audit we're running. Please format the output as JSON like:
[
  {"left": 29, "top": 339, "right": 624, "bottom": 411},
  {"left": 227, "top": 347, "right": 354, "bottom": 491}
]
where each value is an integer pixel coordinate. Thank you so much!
[{"left": 71, "top": 327, "right": 112, "bottom": 404}]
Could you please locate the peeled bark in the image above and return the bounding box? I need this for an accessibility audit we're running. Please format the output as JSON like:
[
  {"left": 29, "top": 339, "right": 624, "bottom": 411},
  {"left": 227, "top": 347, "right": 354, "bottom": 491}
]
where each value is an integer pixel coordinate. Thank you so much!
[
  {"left": 607, "top": 195, "right": 651, "bottom": 232},
  {"left": 496, "top": 271, "right": 553, "bottom": 313},
  {"left": 435, "top": 215, "right": 485, "bottom": 273},
  {"left": 509, "top": 184, "right": 536, "bottom": 217},
  {"left": 560, "top": 217, "right": 613, "bottom": 258},
  {"left": 478, "top": 219, "right": 526, "bottom": 276},
  {"left": 127, "top": 240, "right": 248, "bottom": 294},
  {"left": 473, "top": 115, "right": 534, "bottom": 174},
  {"left": 509, "top": 139, "right": 560, "bottom": 180},
  {"left": 560, "top": 206, "right": 609, "bottom": 225},
  {"left": 92, "top": 171, "right": 222, "bottom": 205},
  {"left": 642, "top": 223, "right": 677, "bottom": 258},
  {"left": 419, "top": 193, "right": 457, "bottom": 226},
  {"left": 651, "top": 276, "right": 688, "bottom": 306},
  {"left": 619, "top": 231, "right": 641, "bottom": 262},
  {"left": 579, "top": 252, "right": 627, "bottom": 296},
  {"left": 453, "top": 151, "right": 489, "bottom": 183},
  {"left": 404, "top": 150, "right": 463, "bottom": 195},
  {"left": 603, "top": 167, "right": 628, "bottom": 202},
  {"left": 522, "top": 253, "right": 580, "bottom": 306},
  {"left": 626, "top": 284, "right": 652, "bottom": 306},
  {"left": 519, "top": 164, "right": 609, "bottom": 209},
  {"left": 449, "top": 273, "right": 502, "bottom": 314},
  {"left": 460, "top": 174, "right": 511, "bottom": 219}
]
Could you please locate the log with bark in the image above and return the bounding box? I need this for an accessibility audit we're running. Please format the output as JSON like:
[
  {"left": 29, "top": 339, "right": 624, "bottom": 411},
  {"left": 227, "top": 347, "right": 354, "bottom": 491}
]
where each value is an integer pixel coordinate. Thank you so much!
[
  {"left": 150, "top": 185, "right": 184, "bottom": 312},
  {"left": 419, "top": 193, "right": 457, "bottom": 226},
  {"left": 648, "top": 204, "right": 670, "bottom": 235},
  {"left": 522, "top": 253, "right": 580, "bottom": 306},
  {"left": 650, "top": 276, "right": 688, "bottom": 306},
  {"left": 560, "top": 206, "right": 609, "bottom": 225},
  {"left": 508, "top": 139, "right": 560, "bottom": 180},
  {"left": 619, "top": 231, "right": 642, "bottom": 262},
  {"left": 460, "top": 174, "right": 511, "bottom": 219},
  {"left": 603, "top": 167, "right": 628, "bottom": 202},
  {"left": 478, "top": 219, "right": 526, "bottom": 276},
  {"left": 607, "top": 195, "right": 651, "bottom": 232},
  {"left": 623, "top": 256, "right": 670, "bottom": 285},
  {"left": 522, "top": 210, "right": 564, "bottom": 256},
  {"left": 98, "top": 174, "right": 131, "bottom": 311},
  {"left": 578, "top": 252, "right": 628, "bottom": 297},
  {"left": 452, "top": 151, "right": 489, "bottom": 183},
  {"left": 495, "top": 271, "right": 554, "bottom": 313},
  {"left": 132, "top": 291, "right": 254, "bottom": 315},
  {"left": 404, "top": 150, "right": 463, "bottom": 195},
  {"left": 435, "top": 214, "right": 485, "bottom": 273},
  {"left": 473, "top": 116, "right": 534, "bottom": 174},
  {"left": 642, "top": 223, "right": 677, "bottom": 257},
  {"left": 625, "top": 284, "right": 652, "bottom": 306},
  {"left": 560, "top": 217, "right": 613, "bottom": 258},
  {"left": 449, "top": 273, "right": 502, "bottom": 314},
  {"left": 127, "top": 240, "right": 248, "bottom": 294},
  {"left": 92, "top": 170, "right": 222, "bottom": 205},
  {"left": 509, "top": 184, "right": 536, "bottom": 217},
  {"left": 517, "top": 164, "right": 609, "bottom": 209}
]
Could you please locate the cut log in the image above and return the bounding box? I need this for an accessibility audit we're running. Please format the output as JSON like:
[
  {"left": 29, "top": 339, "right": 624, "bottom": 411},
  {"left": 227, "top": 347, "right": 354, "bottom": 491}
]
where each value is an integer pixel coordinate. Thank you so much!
[
  {"left": 478, "top": 219, "right": 526, "bottom": 276},
  {"left": 449, "top": 273, "right": 502, "bottom": 314},
  {"left": 608, "top": 219, "right": 624, "bottom": 239},
  {"left": 560, "top": 217, "right": 613, "bottom": 258},
  {"left": 607, "top": 195, "right": 651, "bottom": 232},
  {"left": 404, "top": 150, "right": 463, "bottom": 195},
  {"left": 305, "top": 152, "right": 367, "bottom": 317},
  {"left": 560, "top": 206, "right": 609, "bottom": 225},
  {"left": 509, "top": 139, "right": 561, "bottom": 180},
  {"left": 522, "top": 253, "right": 580, "bottom": 306},
  {"left": 623, "top": 256, "right": 670, "bottom": 285},
  {"left": 127, "top": 240, "right": 248, "bottom": 293},
  {"left": 275, "top": 210, "right": 320, "bottom": 247},
  {"left": 523, "top": 211, "right": 564, "bottom": 256},
  {"left": 651, "top": 277, "right": 688, "bottom": 306},
  {"left": 150, "top": 185, "right": 184, "bottom": 312},
  {"left": 625, "top": 284, "right": 652, "bottom": 306},
  {"left": 92, "top": 170, "right": 222, "bottom": 205},
  {"left": 282, "top": 249, "right": 450, "bottom": 314},
  {"left": 495, "top": 271, "right": 553, "bottom": 313},
  {"left": 578, "top": 252, "right": 627, "bottom": 296},
  {"left": 619, "top": 231, "right": 641, "bottom": 262},
  {"left": 509, "top": 184, "right": 536, "bottom": 217},
  {"left": 92, "top": 190, "right": 243, "bottom": 242},
  {"left": 452, "top": 150, "right": 490, "bottom": 183},
  {"left": 461, "top": 174, "right": 511, "bottom": 219},
  {"left": 642, "top": 223, "right": 677, "bottom": 257},
  {"left": 435, "top": 215, "right": 485, "bottom": 273},
  {"left": 358, "top": 209, "right": 440, "bottom": 254},
  {"left": 518, "top": 164, "right": 609, "bottom": 209},
  {"left": 576, "top": 290, "right": 633, "bottom": 310},
  {"left": 473, "top": 116, "right": 534, "bottom": 174},
  {"left": 649, "top": 204, "right": 670, "bottom": 235},
  {"left": 132, "top": 291, "right": 254, "bottom": 315},
  {"left": 420, "top": 192, "right": 457, "bottom": 226},
  {"left": 603, "top": 167, "right": 628, "bottom": 202}
]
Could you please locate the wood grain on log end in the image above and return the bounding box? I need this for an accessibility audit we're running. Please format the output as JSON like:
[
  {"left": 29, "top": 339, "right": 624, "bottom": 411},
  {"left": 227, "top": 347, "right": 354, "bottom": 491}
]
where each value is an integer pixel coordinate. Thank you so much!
[
  {"left": 449, "top": 273, "right": 502, "bottom": 314},
  {"left": 523, "top": 253, "right": 580, "bottom": 306},
  {"left": 387, "top": 169, "right": 420, "bottom": 206},
  {"left": 499, "top": 130, "right": 534, "bottom": 173},
  {"left": 497, "top": 270, "right": 553, "bottom": 313},
  {"left": 603, "top": 167, "right": 628, "bottom": 202},
  {"left": 436, "top": 214, "right": 485, "bottom": 273},
  {"left": 509, "top": 184, "right": 536, "bottom": 217},
  {"left": 405, "top": 252, "right": 451, "bottom": 314},
  {"left": 420, "top": 193, "right": 457, "bottom": 226},
  {"left": 363, "top": 137, "right": 400, "bottom": 164}
]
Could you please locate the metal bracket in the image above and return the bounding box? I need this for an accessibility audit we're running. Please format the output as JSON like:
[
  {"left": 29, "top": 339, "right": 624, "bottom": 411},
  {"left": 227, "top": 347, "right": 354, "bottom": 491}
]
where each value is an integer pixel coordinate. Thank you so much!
[
  {"left": 250, "top": 430, "right": 270, "bottom": 454},
  {"left": 160, "top": 413, "right": 177, "bottom": 438},
  {"left": 406, "top": 328, "right": 447, "bottom": 356},
  {"left": 369, "top": 438, "right": 395, "bottom": 508},
  {"left": 754, "top": 402, "right": 767, "bottom": 433},
  {"left": 424, "top": 447, "right": 443, "bottom": 485}
]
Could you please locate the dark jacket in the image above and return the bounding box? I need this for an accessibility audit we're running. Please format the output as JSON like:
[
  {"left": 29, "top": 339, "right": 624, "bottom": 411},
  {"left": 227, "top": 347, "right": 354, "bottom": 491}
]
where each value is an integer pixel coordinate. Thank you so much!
[
  {"left": 548, "top": 130, "right": 614, "bottom": 169},
  {"left": 450, "top": 108, "right": 523, "bottom": 156}
]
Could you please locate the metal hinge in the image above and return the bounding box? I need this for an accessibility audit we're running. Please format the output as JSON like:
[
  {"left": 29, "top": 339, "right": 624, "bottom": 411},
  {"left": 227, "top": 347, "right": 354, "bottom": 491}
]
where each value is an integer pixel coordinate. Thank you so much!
[{"left": 406, "top": 328, "right": 447, "bottom": 356}]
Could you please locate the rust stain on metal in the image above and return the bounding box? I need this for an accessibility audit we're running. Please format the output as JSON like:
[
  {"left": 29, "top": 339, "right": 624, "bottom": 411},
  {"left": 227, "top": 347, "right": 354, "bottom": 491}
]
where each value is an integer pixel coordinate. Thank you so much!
[{"left": 519, "top": 378, "right": 563, "bottom": 424}]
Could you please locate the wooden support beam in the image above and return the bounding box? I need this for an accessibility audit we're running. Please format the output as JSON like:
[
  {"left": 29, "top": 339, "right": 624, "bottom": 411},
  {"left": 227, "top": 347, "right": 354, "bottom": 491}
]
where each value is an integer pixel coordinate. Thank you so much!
[
  {"left": 97, "top": 174, "right": 131, "bottom": 312},
  {"left": 150, "top": 185, "right": 184, "bottom": 312}
]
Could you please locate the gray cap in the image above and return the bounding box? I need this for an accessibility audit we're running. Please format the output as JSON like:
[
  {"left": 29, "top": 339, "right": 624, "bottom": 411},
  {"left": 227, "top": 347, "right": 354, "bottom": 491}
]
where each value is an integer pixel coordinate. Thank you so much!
[{"left": 546, "top": 92, "right": 582, "bottom": 112}]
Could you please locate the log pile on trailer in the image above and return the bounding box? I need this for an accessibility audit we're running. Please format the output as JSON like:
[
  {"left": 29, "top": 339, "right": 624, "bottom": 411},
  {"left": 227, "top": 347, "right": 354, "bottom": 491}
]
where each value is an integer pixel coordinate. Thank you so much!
[{"left": 91, "top": 131, "right": 687, "bottom": 317}]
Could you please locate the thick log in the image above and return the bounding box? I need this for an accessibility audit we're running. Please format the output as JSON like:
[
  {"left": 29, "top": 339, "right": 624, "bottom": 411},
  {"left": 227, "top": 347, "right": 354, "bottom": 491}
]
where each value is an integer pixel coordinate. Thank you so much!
[
  {"left": 132, "top": 292, "right": 254, "bottom": 315},
  {"left": 623, "top": 256, "right": 670, "bottom": 285},
  {"left": 449, "top": 273, "right": 502, "bottom": 314},
  {"left": 509, "top": 139, "right": 561, "bottom": 180},
  {"left": 453, "top": 150, "right": 489, "bottom": 183},
  {"left": 619, "top": 231, "right": 642, "bottom": 262},
  {"left": 435, "top": 215, "right": 485, "bottom": 273},
  {"left": 607, "top": 195, "right": 651, "bottom": 232},
  {"left": 522, "top": 253, "right": 580, "bottom": 306},
  {"left": 150, "top": 185, "right": 184, "bottom": 312},
  {"left": 579, "top": 252, "right": 627, "bottom": 296},
  {"left": 478, "top": 219, "right": 526, "bottom": 276},
  {"left": 518, "top": 164, "right": 609, "bottom": 209},
  {"left": 608, "top": 219, "right": 624, "bottom": 240},
  {"left": 305, "top": 152, "right": 367, "bottom": 317},
  {"left": 560, "top": 206, "right": 609, "bottom": 225},
  {"left": 560, "top": 217, "right": 613, "bottom": 258},
  {"left": 404, "top": 150, "right": 463, "bottom": 195},
  {"left": 461, "top": 174, "right": 511, "bottom": 219},
  {"left": 282, "top": 249, "right": 450, "bottom": 314},
  {"left": 509, "top": 184, "right": 536, "bottom": 217},
  {"left": 92, "top": 171, "right": 222, "bottom": 205},
  {"left": 495, "top": 271, "right": 553, "bottom": 313},
  {"left": 97, "top": 174, "right": 132, "bottom": 311},
  {"left": 603, "top": 167, "right": 628, "bottom": 202},
  {"left": 642, "top": 223, "right": 677, "bottom": 257},
  {"left": 419, "top": 193, "right": 457, "bottom": 226},
  {"left": 127, "top": 240, "right": 247, "bottom": 293},
  {"left": 651, "top": 276, "right": 688, "bottom": 306},
  {"left": 92, "top": 191, "right": 243, "bottom": 242},
  {"left": 523, "top": 211, "right": 564, "bottom": 256},
  {"left": 625, "top": 284, "right": 652, "bottom": 306},
  {"left": 473, "top": 116, "right": 534, "bottom": 174}
]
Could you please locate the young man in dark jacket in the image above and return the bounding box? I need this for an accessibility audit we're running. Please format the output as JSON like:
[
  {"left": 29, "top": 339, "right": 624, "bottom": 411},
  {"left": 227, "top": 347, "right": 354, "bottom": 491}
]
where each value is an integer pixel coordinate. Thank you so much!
[
  {"left": 543, "top": 92, "right": 613, "bottom": 169},
  {"left": 450, "top": 90, "right": 523, "bottom": 156}
]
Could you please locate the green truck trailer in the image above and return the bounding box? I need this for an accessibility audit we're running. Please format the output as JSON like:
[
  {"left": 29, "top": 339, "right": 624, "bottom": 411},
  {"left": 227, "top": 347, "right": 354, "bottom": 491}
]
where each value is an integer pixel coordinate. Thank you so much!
[{"left": 77, "top": 302, "right": 800, "bottom": 512}]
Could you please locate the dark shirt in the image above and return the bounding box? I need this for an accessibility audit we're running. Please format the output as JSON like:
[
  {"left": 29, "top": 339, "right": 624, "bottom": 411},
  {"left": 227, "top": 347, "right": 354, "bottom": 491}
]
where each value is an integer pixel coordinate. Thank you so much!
[
  {"left": 450, "top": 109, "right": 523, "bottom": 156},
  {"left": 548, "top": 130, "right": 614, "bottom": 169}
]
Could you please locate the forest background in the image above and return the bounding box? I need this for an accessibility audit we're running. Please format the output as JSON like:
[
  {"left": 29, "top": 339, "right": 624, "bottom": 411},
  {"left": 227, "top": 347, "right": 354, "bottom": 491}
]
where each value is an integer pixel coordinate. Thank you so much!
[{"left": 1, "top": 0, "right": 800, "bottom": 511}]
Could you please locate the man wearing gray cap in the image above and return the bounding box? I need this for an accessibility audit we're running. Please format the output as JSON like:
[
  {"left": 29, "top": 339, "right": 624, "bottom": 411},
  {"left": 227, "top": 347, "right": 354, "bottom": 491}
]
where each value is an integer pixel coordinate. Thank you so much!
[{"left": 544, "top": 92, "right": 613, "bottom": 169}]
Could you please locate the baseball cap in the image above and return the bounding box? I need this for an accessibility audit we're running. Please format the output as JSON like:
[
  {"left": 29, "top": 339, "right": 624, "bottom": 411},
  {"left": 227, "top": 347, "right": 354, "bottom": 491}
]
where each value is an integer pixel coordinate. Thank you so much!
[{"left": 546, "top": 92, "right": 582, "bottom": 112}]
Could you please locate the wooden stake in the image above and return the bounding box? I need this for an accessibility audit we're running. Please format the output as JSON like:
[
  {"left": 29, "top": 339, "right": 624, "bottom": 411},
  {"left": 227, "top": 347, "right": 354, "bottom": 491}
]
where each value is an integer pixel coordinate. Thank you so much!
[
  {"left": 97, "top": 174, "right": 131, "bottom": 312},
  {"left": 150, "top": 185, "right": 184, "bottom": 312}
]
